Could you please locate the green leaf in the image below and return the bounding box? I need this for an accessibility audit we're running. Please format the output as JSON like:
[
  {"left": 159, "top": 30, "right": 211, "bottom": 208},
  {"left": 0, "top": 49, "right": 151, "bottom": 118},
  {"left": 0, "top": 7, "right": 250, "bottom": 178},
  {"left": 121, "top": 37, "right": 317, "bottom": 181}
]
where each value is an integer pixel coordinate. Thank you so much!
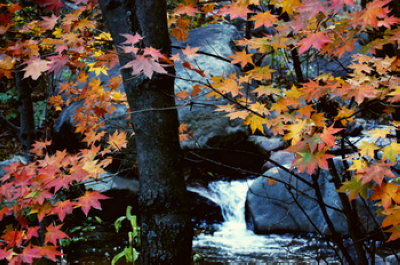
[
  {"left": 112, "top": 251, "right": 125, "bottom": 265},
  {"left": 95, "top": 216, "right": 103, "bottom": 224},
  {"left": 126, "top": 205, "right": 133, "bottom": 221},
  {"left": 114, "top": 216, "right": 126, "bottom": 233}
]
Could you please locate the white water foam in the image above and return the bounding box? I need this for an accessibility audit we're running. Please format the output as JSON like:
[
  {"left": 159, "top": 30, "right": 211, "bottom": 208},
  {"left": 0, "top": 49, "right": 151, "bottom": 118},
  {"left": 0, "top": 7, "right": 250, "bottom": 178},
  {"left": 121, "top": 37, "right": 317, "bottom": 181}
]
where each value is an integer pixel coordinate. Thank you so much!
[{"left": 188, "top": 180, "right": 337, "bottom": 263}]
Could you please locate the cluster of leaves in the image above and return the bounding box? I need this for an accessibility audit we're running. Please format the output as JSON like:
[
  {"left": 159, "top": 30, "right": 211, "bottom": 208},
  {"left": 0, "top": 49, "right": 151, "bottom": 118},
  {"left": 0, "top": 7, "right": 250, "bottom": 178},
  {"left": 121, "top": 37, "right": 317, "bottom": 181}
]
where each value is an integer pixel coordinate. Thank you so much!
[
  {"left": 0, "top": 0, "right": 399, "bottom": 262},
  {"left": 168, "top": 0, "right": 400, "bottom": 241}
]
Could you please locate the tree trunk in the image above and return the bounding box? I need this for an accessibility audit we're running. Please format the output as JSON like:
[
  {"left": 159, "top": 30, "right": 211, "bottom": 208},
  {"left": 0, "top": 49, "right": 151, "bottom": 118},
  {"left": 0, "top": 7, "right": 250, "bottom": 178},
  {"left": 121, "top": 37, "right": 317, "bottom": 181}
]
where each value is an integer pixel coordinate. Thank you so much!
[{"left": 98, "top": 0, "right": 193, "bottom": 263}]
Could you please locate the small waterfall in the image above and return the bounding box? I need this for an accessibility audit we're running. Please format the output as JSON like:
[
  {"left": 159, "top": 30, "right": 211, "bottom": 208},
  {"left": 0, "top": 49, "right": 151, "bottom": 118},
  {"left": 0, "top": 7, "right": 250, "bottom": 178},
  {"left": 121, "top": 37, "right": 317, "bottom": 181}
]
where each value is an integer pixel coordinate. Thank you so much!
[{"left": 188, "top": 180, "right": 337, "bottom": 263}]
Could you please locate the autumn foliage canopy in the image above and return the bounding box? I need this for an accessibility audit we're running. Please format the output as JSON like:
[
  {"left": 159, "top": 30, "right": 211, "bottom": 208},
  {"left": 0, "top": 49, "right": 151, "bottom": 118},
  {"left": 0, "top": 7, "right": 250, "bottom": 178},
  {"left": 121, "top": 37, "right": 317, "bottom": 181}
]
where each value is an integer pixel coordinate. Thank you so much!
[{"left": 0, "top": 0, "right": 399, "bottom": 263}]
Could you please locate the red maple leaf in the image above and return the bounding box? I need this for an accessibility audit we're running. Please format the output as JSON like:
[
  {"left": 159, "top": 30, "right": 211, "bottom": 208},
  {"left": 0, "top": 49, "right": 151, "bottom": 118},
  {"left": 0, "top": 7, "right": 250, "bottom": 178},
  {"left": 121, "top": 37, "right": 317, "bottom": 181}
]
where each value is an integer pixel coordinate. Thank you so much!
[
  {"left": 120, "top": 55, "right": 167, "bottom": 79},
  {"left": 35, "top": 0, "right": 65, "bottom": 15},
  {"left": 21, "top": 244, "right": 41, "bottom": 263},
  {"left": 38, "top": 245, "right": 63, "bottom": 262},
  {"left": 45, "top": 223, "right": 69, "bottom": 246},
  {"left": 217, "top": 3, "right": 250, "bottom": 19},
  {"left": 297, "top": 31, "right": 333, "bottom": 55},
  {"left": 77, "top": 190, "right": 110, "bottom": 216},
  {"left": 53, "top": 200, "right": 76, "bottom": 222}
]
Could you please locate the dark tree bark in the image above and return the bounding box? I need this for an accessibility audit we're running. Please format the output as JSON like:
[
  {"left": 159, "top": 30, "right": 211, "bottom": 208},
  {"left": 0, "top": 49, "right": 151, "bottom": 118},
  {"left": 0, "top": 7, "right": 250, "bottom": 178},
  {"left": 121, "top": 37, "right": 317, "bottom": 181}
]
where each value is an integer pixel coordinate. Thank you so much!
[
  {"left": 0, "top": 64, "right": 36, "bottom": 161},
  {"left": 98, "top": 0, "right": 193, "bottom": 263}
]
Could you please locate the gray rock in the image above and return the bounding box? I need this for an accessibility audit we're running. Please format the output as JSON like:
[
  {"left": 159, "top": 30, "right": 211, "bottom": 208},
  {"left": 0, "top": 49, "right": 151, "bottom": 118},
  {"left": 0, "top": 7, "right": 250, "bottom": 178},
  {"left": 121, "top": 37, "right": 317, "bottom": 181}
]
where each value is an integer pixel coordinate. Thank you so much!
[
  {"left": 384, "top": 254, "right": 400, "bottom": 264},
  {"left": 0, "top": 156, "right": 27, "bottom": 177},
  {"left": 84, "top": 173, "right": 139, "bottom": 194},
  {"left": 247, "top": 135, "right": 285, "bottom": 154},
  {"left": 262, "top": 40, "right": 371, "bottom": 80},
  {"left": 262, "top": 151, "right": 295, "bottom": 172},
  {"left": 172, "top": 23, "right": 241, "bottom": 99},
  {"left": 246, "top": 157, "right": 380, "bottom": 236},
  {"left": 54, "top": 24, "right": 248, "bottom": 151}
]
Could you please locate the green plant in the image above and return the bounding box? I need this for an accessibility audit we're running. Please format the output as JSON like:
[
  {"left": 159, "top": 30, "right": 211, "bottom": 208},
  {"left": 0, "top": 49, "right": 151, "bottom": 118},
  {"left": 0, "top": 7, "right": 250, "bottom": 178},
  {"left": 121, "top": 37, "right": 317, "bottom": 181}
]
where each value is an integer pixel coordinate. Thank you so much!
[
  {"left": 112, "top": 206, "right": 140, "bottom": 265},
  {"left": 60, "top": 216, "right": 102, "bottom": 247},
  {"left": 0, "top": 87, "right": 18, "bottom": 120}
]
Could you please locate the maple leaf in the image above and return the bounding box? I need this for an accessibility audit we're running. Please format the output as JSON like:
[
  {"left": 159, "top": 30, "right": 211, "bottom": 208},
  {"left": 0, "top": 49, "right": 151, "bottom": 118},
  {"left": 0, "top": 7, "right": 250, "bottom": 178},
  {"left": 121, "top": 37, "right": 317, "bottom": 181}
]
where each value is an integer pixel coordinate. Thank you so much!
[
  {"left": 77, "top": 190, "right": 110, "bottom": 216},
  {"left": 45, "top": 223, "right": 69, "bottom": 245},
  {"left": 38, "top": 14, "right": 59, "bottom": 31},
  {"left": 0, "top": 247, "right": 13, "bottom": 261},
  {"left": 182, "top": 45, "right": 201, "bottom": 58},
  {"left": 191, "top": 84, "right": 201, "bottom": 97},
  {"left": 244, "top": 115, "right": 265, "bottom": 134},
  {"left": 38, "top": 245, "right": 63, "bottom": 262},
  {"left": 358, "top": 162, "right": 396, "bottom": 185},
  {"left": 319, "top": 124, "right": 343, "bottom": 148},
  {"left": 254, "top": 85, "right": 281, "bottom": 96},
  {"left": 119, "top": 33, "right": 142, "bottom": 46},
  {"left": 217, "top": 3, "right": 250, "bottom": 19},
  {"left": 53, "top": 200, "right": 76, "bottom": 222},
  {"left": 249, "top": 11, "right": 278, "bottom": 29},
  {"left": 174, "top": 3, "right": 200, "bottom": 16},
  {"left": 246, "top": 65, "right": 276, "bottom": 81},
  {"left": 359, "top": 141, "right": 380, "bottom": 158},
  {"left": 21, "top": 244, "right": 41, "bottom": 263},
  {"left": 171, "top": 27, "right": 189, "bottom": 43},
  {"left": 120, "top": 55, "right": 167, "bottom": 79},
  {"left": 292, "top": 150, "right": 334, "bottom": 175},
  {"left": 336, "top": 177, "right": 372, "bottom": 202},
  {"left": 143, "top": 47, "right": 166, "bottom": 61},
  {"left": 107, "top": 130, "right": 127, "bottom": 150},
  {"left": 26, "top": 226, "right": 40, "bottom": 240},
  {"left": 87, "top": 62, "right": 108, "bottom": 77},
  {"left": 382, "top": 206, "right": 400, "bottom": 228},
  {"left": 365, "top": 128, "right": 391, "bottom": 140},
  {"left": 202, "top": 3, "right": 215, "bottom": 14},
  {"left": 181, "top": 61, "right": 207, "bottom": 77},
  {"left": 297, "top": 31, "right": 333, "bottom": 55},
  {"left": 382, "top": 142, "right": 400, "bottom": 163},
  {"left": 36, "top": 0, "right": 65, "bottom": 14},
  {"left": 384, "top": 225, "right": 400, "bottom": 242},
  {"left": 30, "top": 140, "right": 51, "bottom": 156},
  {"left": 228, "top": 50, "right": 254, "bottom": 68},
  {"left": 370, "top": 182, "right": 399, "bottom": 210},
  {"left": 176, "top": 90, "right": 190, "bottom": 100},
  {"left": 22, "top": 58, "right": 52, "bottom": 80}
]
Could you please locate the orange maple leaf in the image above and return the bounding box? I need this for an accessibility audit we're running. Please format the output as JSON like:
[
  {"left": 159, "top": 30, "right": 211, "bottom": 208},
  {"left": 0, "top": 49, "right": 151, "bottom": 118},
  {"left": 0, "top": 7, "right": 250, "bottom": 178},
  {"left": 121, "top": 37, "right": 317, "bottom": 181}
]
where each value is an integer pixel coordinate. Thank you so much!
[
  {"left": 22, "top": 57, "right": 52, "bottom": 80},
  {"left": 107, "top": 130, "right": 128, "bottom": 150},
  {"left": 45, "top": 223, "right": 69, "bottom": 245},
  {"left": 77, "top": 190, "right": 110, "bottom": 216},
  {"left": 217, "top": 3, "right": 250, "bottom": 19},
  {"left": 249, "top": 10, "right": 278, "bottom": 29},
  {"left": 228, "top": 50, "right": 254, "bottom": 68},
  {"left": 370, "top": 182, "right": 399, "bottom": 210}
]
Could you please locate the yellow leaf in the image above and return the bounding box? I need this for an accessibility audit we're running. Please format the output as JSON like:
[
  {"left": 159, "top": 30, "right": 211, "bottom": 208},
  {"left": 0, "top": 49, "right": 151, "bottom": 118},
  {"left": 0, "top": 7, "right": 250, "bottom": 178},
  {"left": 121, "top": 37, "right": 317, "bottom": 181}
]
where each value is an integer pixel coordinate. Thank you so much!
[{"left": 244, "top": 115, "right": 265, "bottom": 134}]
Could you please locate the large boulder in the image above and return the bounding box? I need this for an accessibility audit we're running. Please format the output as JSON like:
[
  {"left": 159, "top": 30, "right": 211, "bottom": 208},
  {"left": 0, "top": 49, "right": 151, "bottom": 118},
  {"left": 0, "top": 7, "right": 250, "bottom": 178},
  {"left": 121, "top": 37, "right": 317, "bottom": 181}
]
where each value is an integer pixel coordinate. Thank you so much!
[
  {"left": 246, "top": 157, "right": 381, "bottom": 236},
  {"left": 172, "top": 24, "right": 249, "bottom": 149},
  {"left": 54, "top": 24, "right": 249, "bottom": 152}
]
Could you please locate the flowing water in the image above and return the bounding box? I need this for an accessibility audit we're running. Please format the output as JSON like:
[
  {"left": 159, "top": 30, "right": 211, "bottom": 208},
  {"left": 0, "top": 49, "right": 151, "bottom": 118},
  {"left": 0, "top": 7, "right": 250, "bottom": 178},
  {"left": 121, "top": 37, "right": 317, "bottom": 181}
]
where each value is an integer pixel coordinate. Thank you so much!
[{"left": 188, "top": 180, "right": 340, "bottom": 263}]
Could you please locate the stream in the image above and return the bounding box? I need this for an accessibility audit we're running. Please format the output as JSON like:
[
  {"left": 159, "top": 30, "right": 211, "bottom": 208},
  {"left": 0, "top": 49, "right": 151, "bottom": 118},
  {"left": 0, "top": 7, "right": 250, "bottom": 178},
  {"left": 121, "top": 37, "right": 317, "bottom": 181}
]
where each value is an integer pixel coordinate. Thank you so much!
[{"left": 188, "top": 180, "right": 340, "bottom": 263}]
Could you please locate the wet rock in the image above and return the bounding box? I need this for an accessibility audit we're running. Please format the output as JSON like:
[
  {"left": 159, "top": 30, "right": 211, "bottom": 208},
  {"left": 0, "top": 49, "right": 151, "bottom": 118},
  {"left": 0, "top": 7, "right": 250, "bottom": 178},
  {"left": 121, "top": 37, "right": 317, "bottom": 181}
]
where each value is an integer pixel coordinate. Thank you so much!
[
  {"left": 247, "top": 135, "right": 285, "bottom": 155},
  {"left": 261, "top": 151, "right": 295, "bottom": 172},
  {"left": 246, "top": 157, "right": 381, "bottom": 236}
]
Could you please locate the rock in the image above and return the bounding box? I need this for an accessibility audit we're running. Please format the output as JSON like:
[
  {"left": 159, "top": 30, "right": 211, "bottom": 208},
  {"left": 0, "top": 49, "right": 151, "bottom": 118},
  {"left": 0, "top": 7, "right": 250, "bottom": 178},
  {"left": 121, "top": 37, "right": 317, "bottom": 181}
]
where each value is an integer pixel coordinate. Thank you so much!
[
  {"left": 385, "top": 254, "right": 400, "bottom": 264},
  {"left": 54, "top": 24, "right": 248, "bottom": 152},
  {"left": 247, "top": 135, "right": 285, "bottom": 155},
  {"left": 262, "top": 40, "right": 371, "bottom": 80},
  {"left": 172, "top": 23, "right": 241, "bottom": 98},
  {"left": 0, "top": 156, "right": 27, "bottom": 177},
  {"left": 246, "top": 157, "right": 381, "bottom": 236},
  {"left": 262, "top": 151, "right": 295, "bottom": 172}
]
